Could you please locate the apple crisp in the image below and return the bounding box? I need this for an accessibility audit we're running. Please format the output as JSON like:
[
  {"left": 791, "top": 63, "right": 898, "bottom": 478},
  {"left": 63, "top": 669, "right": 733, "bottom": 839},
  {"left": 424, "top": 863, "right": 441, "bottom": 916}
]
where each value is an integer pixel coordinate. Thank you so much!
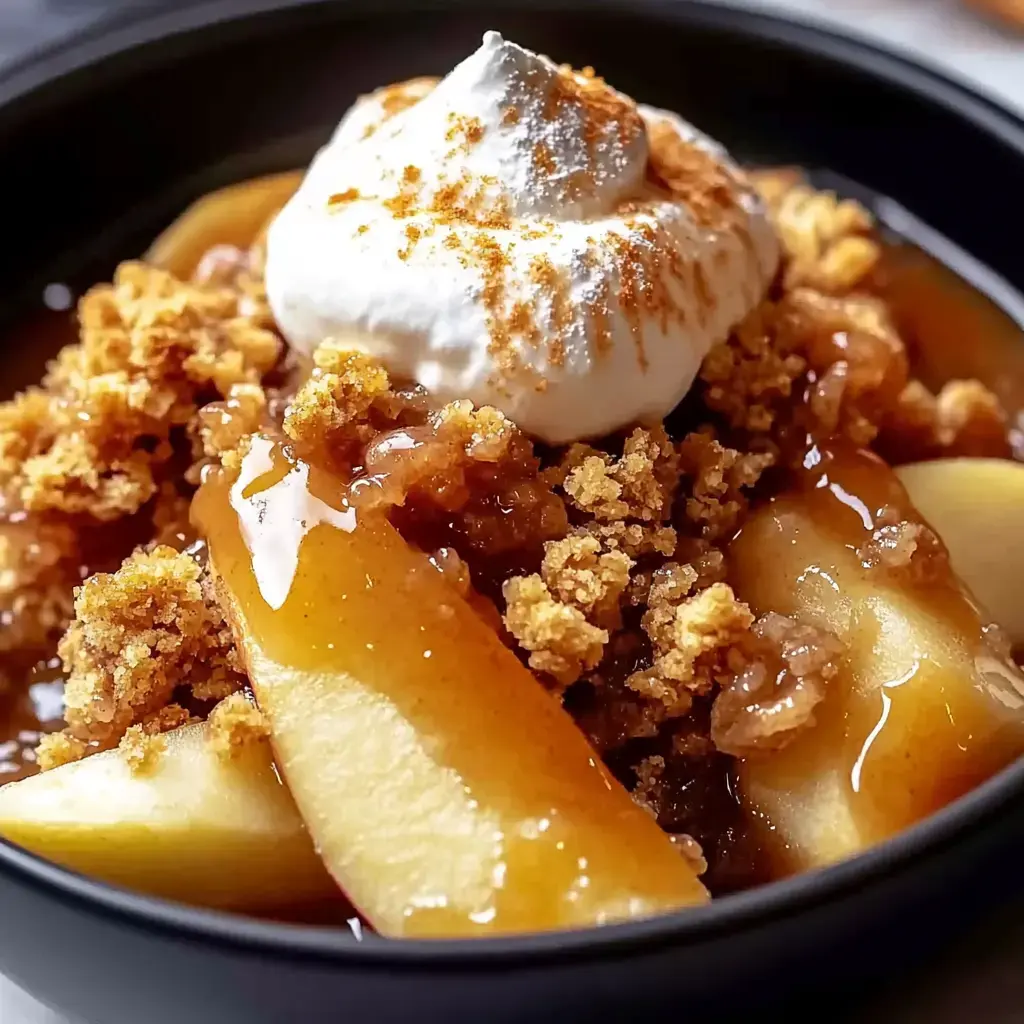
[{"left": 0, "top": 171, "right": 1016, "bottom": 895}]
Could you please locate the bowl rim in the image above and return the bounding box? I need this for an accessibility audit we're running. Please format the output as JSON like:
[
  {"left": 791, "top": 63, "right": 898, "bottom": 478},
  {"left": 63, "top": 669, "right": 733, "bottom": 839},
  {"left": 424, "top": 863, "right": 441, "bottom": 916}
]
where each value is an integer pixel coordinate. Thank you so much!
[{"left": 1, "top": 0, "right": 1024, "bottom": 968}]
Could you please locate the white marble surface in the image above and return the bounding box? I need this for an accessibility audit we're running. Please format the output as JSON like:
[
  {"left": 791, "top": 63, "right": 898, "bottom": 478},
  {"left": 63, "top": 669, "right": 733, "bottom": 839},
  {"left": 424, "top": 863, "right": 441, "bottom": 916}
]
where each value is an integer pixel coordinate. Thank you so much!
[{"left": 1, "top": 1, "right": 1023, "bottom": 1021}]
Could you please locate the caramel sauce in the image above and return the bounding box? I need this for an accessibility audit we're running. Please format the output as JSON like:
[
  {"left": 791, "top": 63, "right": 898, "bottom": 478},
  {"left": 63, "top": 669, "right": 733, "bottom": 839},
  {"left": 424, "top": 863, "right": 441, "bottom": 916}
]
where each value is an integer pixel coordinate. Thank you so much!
[
  {"left": 877, "top": 243, "right": 1024, "bottom": 415},
  {"left": 729, "top": 442, "right": 1024, "bottom": 870},
  {"left": 0, "top": 657, "right": 65, "bottom": 783},
  {"left": 193, "top": 435, "right": 707, "bottom": 936}
]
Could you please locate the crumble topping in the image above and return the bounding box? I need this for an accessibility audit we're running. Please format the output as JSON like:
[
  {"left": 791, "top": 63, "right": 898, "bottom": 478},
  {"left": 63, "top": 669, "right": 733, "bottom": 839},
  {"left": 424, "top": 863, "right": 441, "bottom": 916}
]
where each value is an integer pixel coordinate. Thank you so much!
[
  {"left": 677, "top": 431, "right": 773, "bottom": 541},
  {"left": 207, "top": 692, "right": 270, "bottom": 761},
  {"left": 710, "top": 613, "right": 843, "bottom": 757},
  {"left": 9, "top": 262, "right": 280, "bottom": 522},
  {"left": 857, "top": 506, "right": 951, "bottom": 584},
  {"left": 502, "top": 574, "right": 607, "bottom": 689},
  {"left": 559, "top": 426, "right": 679, "bottom": 522},
  {"left": 699, "top": 298, "right": 807, "bottom": 434},
  {"left": 628, "top": 581, "right": 754, "bottom": 717},
  {"left": 0, "top": 261, "right": 281, "bottom": 659},
  {"left": 283, "top": 344, "right": 391, "bottom": 454},
  {"left": 752, "top": 168, "right": 880, "bottom": 293},
  {"left": 118, "top": 725, "right": 167, "bottom": 776},
  {"left": 56, "top": 545, "right": 243, "bottom": 748},
  {"left": 35, "top": 730, "right": 90, "bottom": 772},
  {"left": 539, "top": 532, "right": 632, "bottom": 629},
  {"left": 197, "top": 382, "right": 268, "bottom": 467}
]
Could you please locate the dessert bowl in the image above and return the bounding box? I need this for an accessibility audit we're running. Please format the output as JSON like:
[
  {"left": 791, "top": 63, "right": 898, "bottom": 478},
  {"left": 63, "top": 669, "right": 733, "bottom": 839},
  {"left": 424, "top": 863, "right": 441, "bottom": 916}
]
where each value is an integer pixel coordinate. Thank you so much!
[{"left": 1, "top": 1, "right": 1024, "bottom": 1022}]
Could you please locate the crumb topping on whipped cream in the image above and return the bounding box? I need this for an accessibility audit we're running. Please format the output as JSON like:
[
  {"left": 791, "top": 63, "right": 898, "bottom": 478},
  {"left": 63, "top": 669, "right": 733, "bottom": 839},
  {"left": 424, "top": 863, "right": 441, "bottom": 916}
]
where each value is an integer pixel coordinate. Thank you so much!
[{"left": 266, "top": 31, "right": 779, "bottom": 442}]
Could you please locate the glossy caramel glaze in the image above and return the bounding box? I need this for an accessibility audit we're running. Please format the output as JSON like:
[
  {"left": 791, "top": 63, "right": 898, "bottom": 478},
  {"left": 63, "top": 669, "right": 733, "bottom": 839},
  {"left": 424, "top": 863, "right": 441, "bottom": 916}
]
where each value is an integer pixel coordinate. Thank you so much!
[
  {"left": 878, "top": 243, "right": 1024, "bottom": 417},
  {"left": 729, "top": 442, "right": 1024, "bottom": 870},
  {"left": 193, "top": 435, "right": 708, "bottom": 937},
  {"left": 0, "top": 658, "right": 64, "bottom": 783}
]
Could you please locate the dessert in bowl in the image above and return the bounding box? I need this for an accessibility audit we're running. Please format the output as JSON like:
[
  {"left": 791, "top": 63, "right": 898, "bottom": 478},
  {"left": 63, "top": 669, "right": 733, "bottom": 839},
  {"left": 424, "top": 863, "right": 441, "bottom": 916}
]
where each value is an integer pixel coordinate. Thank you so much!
[
  {"left": 1, "top": 3, "right": 1024, "bottom": 1020},
  {"left": 2, "top": 27, "right": 1023, "bottom": 938}
]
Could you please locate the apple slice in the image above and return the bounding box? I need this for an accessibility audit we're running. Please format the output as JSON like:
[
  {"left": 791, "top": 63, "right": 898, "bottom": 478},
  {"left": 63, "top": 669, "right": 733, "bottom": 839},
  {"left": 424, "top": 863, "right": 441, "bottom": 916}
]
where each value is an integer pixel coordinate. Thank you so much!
[
  {"left": 145, "top": 171, "right": 303, "bottom": 279},
  {"left": 0, "top": 722, "right": 335, "bottom": 911},
  {"left": 897, "top": 458, "right": 1024, "bottom": 646},
  {"left": 729, "top": 444, "right": 1024, "bottom": 873},
  {"left": 193, "top": 435, "right": 708, "bottom": 938}
]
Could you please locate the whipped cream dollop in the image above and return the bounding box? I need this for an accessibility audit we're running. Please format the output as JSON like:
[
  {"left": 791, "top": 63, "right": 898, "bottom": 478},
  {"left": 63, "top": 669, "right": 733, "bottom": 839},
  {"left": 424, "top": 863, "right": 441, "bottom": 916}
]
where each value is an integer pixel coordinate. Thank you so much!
[{"left": 266, "top": 32, "right": 779, "bottom": 443}]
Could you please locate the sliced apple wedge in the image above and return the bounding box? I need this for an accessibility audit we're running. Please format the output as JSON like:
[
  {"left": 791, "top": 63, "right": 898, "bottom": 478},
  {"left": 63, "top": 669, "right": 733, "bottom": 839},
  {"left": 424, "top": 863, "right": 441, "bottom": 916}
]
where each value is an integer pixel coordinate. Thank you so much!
[
  {"left": 193, "top": 435, "right": 708, "bottom": 938},
  {"left": 729, "top": 444, "right": 1024, "bottom": 873},
  {"left": 897, "top": 458, "right": 1024, "bottom": 646},
  {"left": 146, "top": 171, "right": 302, "bottom": 279},
  {"left": 0, "top": 722, "right": 335, "bottom": 911}
]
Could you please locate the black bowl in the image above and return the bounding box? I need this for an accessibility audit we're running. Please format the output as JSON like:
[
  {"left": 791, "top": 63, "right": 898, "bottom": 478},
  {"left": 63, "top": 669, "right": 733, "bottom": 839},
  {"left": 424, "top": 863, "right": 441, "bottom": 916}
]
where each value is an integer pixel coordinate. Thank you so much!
[{"left": 2, "top": 3, "right": 1024, "bottom": 1022}]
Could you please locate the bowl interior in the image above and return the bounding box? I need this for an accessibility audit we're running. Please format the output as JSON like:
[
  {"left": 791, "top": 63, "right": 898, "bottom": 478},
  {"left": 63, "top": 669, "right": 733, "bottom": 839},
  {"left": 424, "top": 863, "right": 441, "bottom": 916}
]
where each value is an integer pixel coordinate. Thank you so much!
[{"left": 1, "top": 0, "right": 1024, "bottom": 959}]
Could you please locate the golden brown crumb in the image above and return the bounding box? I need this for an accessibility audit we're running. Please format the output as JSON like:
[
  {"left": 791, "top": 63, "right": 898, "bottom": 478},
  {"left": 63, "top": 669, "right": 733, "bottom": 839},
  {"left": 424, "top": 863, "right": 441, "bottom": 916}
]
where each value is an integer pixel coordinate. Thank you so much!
[
  {"left": 700, "top": 300, "right": 806, "bottom": 434},
  {"left": 141, "top": 702, "right": 198, "bottom": 734},
  {"left": 502, "top": 574, "right": 607, "bottom": 689},
  {"left": 433, "top": 401, "right": 516, "bottom": 461},
  {"left": 882, "top": 379, "right": 940, "bottom": 458},
  {"left": 711, "top": 613, "right": 842, "bottom": 756},
  {"left": 752, "top": 170, "right": 880, "bottom": 292},
  {"left": 782, "top": 288, "right": 908, "bottom": 446},
  {"left": 561, "top": 426, "right": 678, "bottom": 522},
  {"left": 118, "top": 724, "right": 166, "bottom": 775},
  {"left": 669, "top": 833, "right": 709, "bottom": 876},
  {"left": 628, "top": 581, "right": 754, "bottom": 716},
  {"left": 881, "top": 378, "right": 1010, "bottom": 461},
  {"left": 581, "top": 520, "right": 678, "bottom": 559},
  {"left": 190, "top": 674, "right": 244, "bottom": 703},
  {"left": 35, "top": 730, "right": 90, "bottom": 772},
  {"left": 283, "top": 345, "right": 391, "bottom": 456},
  {"left": 0, "top": 262, "right": 280, "bottom": 522},
  {"left": 355, "top": 399, "right": 517, "bottom": 510},
  {"left": 0, "top": 258, "right": 279, "bottom": 663},
  {"left": 677, "top": 431, "right": 773, "bottom": 541},
  {"left": 351, "top": 398, "right": 569, "bottom": 561},
  {"left": 934, "top": 379, "right": 1010, "bottom": 455},
  {"left": 57, "top": 545, "right": 243, "bottom": 746},
  {"left": 540, "top": 532, "right": 633, "bottom": 629},
  {"left": 207, "top": 692, "right": 270, "bottom": 761},
  {"left": 632, "top": 753, "right": 668, "bottom": 817}
]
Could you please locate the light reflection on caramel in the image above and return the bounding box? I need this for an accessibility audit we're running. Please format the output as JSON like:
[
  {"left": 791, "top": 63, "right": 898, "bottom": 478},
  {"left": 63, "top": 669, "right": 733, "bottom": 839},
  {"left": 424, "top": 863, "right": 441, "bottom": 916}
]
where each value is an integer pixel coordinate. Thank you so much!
[{"left": 230, "top": 435, "right": 355, "bottom": 610}]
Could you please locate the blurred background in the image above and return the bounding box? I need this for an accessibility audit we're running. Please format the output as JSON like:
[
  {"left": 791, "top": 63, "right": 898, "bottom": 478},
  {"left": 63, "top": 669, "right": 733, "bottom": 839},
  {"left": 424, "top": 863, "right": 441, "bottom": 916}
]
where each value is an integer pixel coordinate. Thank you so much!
[
  {"left": 0, "top": 2, "right": 1021, "bottom": 1023},
  {"left": 2, "top": 0, "right": 1021, "bottom": 112}
]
